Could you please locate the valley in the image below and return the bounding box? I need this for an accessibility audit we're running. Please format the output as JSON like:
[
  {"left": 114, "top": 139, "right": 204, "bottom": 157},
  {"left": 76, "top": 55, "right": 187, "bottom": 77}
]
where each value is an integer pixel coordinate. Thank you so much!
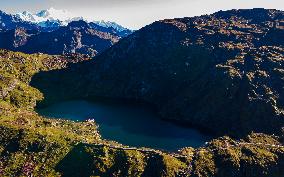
[{"left": 0, "top": 8, "right": 284, "bottom": 177}]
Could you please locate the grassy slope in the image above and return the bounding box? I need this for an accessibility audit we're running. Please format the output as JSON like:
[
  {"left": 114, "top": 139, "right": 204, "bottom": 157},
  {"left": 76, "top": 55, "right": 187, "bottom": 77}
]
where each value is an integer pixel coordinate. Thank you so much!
[{"left": 0, "top": 49, "right": 284, "bottom": 177}]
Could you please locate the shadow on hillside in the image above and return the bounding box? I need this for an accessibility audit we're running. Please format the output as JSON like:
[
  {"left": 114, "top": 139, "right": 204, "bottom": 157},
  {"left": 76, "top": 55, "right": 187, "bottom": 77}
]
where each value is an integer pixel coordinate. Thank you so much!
[
  {"left": 31, "top": 65, "right": 88, "bottom": 107},
  {"left": 55, "top": 143, "right": 93, "bottom": 177}
]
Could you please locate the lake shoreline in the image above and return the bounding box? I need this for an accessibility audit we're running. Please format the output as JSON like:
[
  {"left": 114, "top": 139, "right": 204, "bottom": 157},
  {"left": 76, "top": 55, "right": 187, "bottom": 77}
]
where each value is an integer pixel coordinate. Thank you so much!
[{"left": 37, "top": 99, "right": 212, "bottom": 151}]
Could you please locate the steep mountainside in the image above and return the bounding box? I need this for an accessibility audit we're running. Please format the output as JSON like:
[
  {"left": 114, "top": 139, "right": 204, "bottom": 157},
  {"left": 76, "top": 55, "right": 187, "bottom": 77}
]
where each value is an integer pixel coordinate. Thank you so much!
[
  {"left": 32, "top": 8, "right": 284, "bottom": 137},
  {"left": 0, "top": 20, "right": 123, "bottom": 56}
]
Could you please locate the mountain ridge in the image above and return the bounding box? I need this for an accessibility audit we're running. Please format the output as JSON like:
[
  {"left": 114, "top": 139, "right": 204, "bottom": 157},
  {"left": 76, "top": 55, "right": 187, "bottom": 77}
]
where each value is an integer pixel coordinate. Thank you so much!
[
  {"left": 0, "top": 20, "right": 122, "bottom": 56},
  {"left": 0, "top": 8, "right": 133, "bottom": 56},
  {"left": 0, "top": 10, "right": 38, "bottom": 31}
]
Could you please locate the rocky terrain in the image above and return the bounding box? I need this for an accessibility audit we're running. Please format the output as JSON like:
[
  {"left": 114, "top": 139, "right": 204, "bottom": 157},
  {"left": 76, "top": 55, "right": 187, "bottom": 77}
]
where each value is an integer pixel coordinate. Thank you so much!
[
  {"left": 0, "top": 49, "right": 283, "bottom": 177},
  {"left": 32, "top": 8, "right": 284, "bottom": 138}
]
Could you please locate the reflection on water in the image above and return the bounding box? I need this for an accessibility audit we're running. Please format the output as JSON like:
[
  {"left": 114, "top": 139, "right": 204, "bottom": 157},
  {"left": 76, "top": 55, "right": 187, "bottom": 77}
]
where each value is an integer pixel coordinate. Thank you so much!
[{"left": 37, "top": 100, "right": 210, "bottom": 151}]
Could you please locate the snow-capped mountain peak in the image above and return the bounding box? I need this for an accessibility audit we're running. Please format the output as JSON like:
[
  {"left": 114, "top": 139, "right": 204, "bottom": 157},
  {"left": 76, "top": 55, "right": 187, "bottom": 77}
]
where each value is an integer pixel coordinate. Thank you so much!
[
  {"left": 17, "top": 11, "right": 35, "bottom": 21},
  {"left": 16, "top": 8, "right": 75, "bottom": 24},
  {"left": 36, "top": 10, "right": 50, "bottom": 18},
  {"left": 36, "top": 8, "right": 73, "bottom": 21},
  {"left": 16, "top": 8, "right": 132, "bottom": 32},
  {"left": 93, "top": 20, "right": 129, "bottom": 32}
]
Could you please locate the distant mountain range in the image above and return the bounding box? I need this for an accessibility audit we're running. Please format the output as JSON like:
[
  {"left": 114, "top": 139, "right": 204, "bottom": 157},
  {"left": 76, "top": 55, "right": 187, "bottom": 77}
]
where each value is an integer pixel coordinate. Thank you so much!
[
  {"left": 0, "top": 10, "right": 38, "bottom": 31},
  {"left": 0, "top": 8, "right": 133, "bottom": 56},
  {"left": 15, "top": 8, "right": 130, "bottom": 32}
]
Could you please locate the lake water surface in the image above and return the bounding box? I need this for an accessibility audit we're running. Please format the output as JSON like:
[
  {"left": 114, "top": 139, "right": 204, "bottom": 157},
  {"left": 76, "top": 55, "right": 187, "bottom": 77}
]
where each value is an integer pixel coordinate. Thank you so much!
[{"left": 37, "top": 100, "right": 210, "bottom": 151}]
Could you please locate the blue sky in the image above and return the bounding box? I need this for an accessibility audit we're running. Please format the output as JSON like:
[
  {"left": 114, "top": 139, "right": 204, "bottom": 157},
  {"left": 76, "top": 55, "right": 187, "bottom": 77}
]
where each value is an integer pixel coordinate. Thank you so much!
[{"left": 1, "top": 0, "right": 284, "bottom": 29}]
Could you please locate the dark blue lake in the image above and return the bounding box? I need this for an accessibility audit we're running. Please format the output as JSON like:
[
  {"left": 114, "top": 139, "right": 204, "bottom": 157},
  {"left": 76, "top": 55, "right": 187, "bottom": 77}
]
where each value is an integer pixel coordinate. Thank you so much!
[{"left": 37, "top": 100, "right": 210, "bottom": 151}]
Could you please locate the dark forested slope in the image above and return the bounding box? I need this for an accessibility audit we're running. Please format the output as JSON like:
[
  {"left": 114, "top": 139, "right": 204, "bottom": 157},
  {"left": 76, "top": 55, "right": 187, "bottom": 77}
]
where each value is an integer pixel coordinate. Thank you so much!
[{"left": 32, "top": 9, "right": 284, "bottom": 137}]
